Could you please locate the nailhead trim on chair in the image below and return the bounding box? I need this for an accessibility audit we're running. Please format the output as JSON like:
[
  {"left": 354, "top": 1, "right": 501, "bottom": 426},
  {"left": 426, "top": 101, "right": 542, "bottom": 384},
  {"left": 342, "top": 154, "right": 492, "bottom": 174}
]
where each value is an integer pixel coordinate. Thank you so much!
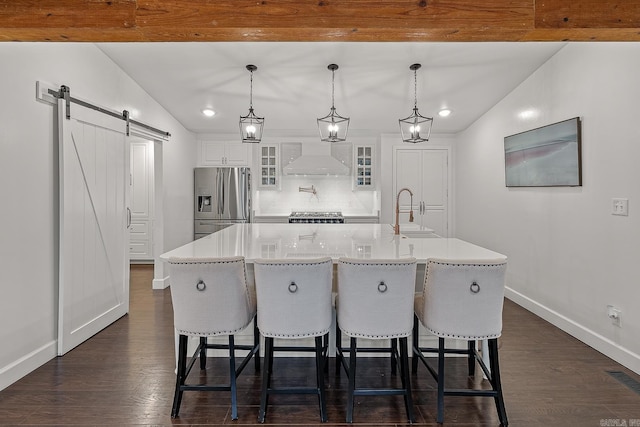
[
  {"left": 176, "top": 325, "right": 252, "bottom": 336},
  {"left": 340, "top": 329, "right": 412, "bottom": 339},
  {"left": 260, "top": 328, "right": 330, "bottom": 338},
  {"left": 339, "top": 260, "right": 416, "bottom": 266},
  {"left": 424, "top": 326, "right": 501, "bottom": 340},
  {"left": 254, "top": 261, "right": 333, "bottom": 266}
]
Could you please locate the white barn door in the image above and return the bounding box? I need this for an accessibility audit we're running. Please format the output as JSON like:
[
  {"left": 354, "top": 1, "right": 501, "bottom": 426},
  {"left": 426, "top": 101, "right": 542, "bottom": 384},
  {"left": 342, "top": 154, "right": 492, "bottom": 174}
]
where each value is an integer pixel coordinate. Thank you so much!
[{"left": 57, "top": 98, "right": 130, "bottom": 356}]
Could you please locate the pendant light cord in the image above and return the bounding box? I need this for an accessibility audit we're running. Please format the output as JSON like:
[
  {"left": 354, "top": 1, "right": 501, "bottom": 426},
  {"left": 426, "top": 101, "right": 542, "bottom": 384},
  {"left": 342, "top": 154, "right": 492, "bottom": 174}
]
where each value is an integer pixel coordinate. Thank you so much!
[
  {"left": 249, "top": 69, "right": 254, "bottom": 110},
  {"left": 331, "top": 67, "right": 336, "bottom": 110},
  {"left": 413, "top": 67, "right": 418, "bottom": 109}
]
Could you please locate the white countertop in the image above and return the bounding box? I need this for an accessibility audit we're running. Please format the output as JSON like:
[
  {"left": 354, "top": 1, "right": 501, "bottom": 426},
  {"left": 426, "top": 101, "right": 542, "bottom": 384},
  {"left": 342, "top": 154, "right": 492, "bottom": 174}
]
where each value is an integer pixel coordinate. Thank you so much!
[{"left": 160, "top": 224, "right": 506, "bottom": 263}]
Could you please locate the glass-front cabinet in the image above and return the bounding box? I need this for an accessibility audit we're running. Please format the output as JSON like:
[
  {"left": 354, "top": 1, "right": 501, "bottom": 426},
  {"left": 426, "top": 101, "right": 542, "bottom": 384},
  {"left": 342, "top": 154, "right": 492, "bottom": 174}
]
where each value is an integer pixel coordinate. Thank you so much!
[
  {"left": 354, "top": 145, "right": 374, "bottom": 189},
  {"left": 259, "top": 145, "right": 278, "bottom": 188}
]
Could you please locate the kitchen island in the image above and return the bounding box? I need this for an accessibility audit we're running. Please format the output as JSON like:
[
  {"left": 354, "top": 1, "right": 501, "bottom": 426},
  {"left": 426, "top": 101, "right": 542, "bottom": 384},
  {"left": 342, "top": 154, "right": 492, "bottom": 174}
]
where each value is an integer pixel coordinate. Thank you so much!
[
  {"left": 160, "top": 223, "right": 507, "bottom": 362},
  {"left": 160, "top": 223, "right": 506, "bottom": 264}
]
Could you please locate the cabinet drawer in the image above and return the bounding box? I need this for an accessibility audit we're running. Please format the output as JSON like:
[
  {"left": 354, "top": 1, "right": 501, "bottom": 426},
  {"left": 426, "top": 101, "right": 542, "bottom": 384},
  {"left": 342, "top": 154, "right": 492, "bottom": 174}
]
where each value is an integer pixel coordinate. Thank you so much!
[
  {"left": 129, "top": 240, "right": 151, "bottom": 258},
  {"left": 129, "top": 221, "right": 149, "bottom": 237}
]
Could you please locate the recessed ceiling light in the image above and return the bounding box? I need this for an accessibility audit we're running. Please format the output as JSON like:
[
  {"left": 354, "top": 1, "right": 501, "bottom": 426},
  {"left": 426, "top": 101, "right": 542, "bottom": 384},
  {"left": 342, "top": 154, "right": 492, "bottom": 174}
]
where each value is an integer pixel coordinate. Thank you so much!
[
  {"left": 202, "top": 108, "right": 215, "bottom": 117},
  {"left": 438, "top": 109, "right": 451, "bottom": 117}
]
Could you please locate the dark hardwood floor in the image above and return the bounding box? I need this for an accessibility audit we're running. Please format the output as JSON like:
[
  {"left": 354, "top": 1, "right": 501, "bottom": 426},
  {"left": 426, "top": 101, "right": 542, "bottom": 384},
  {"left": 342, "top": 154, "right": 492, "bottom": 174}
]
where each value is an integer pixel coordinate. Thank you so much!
[{"left": 1, "top": 264, "right": 639, "bottom": 426}]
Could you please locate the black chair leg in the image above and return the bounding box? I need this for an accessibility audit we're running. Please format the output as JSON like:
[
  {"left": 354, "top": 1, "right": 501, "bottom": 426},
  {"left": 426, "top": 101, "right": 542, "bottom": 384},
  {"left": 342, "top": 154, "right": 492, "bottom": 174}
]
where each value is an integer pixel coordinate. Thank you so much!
[
  {"left": 315, "top": 336, "right": 328, "bottom": 422},
  {"left": 399, "top": 337, "right": 416, "bottom": 423},
  {"left": 323, "top": 333, "right": 329, "bottom": 374},
  {"left": 468, "top": 340, "right": 476, "bottom": 376},
  {"left": 390, "top": 338, "right": 398, "bottom": 375},
  {"left": 489, "top": 338, "right": 508, "bottom": 426},
  {"left": 346, "top": 337, "right": 357, "bottom": 423},
  {"left": 199, "top": 336, "right": 207, "bottom": 369},
  {"left": 258, "top": 337, "right": 273, "bottom": 423},
  {"left": 253, "top": 317, "right": 261, "bottom": 372},
  {"left": 171, "top": 334, "right": 188, "bottom": 418},
  {"left": 436, "top": 337, "right": 445, "bottom": 424},
  {"left": 335, "top": 325, "right": 342, "bottom": 374},
  {"left": 412, "top": 315, "right": 419, "bottom": 374},
  {"left": 228, "top": 335, "right": 238, "bottom": 421}
]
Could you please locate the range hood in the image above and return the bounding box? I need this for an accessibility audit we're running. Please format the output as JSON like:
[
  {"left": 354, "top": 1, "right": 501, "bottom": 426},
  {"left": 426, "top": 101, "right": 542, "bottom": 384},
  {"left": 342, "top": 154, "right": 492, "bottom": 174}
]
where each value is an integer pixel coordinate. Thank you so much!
[
  {"left": 283, "top": 155, "right": 349, "bottom": 175},
  {"left": 282, "top": 142, "right": 350, "bottom": 176}
]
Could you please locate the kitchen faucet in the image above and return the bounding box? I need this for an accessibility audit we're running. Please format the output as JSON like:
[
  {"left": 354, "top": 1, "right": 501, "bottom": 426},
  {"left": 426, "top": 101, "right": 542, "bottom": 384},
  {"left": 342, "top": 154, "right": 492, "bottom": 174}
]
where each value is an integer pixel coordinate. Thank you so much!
[
  {"left": 394, "top": 187, "right": 414, "bottom": 235},
  {"left": 299, "top": 185, "right": 317, "bottom": 196}
]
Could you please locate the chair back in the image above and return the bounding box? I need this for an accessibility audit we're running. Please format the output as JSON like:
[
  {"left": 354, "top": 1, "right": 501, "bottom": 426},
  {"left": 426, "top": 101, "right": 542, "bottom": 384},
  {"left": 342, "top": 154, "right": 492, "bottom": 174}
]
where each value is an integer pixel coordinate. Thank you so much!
[
  {"left": 167, "top": 256, "right": 255, "bottom": 336},
  {"left": 337, "top": 258, "right": 417, "bottom": 338},
  {"left": 420, "top": 258, "right": 507, "bottom": 339},
  {"left": 253, "top": 257, "right": 333, "bottom": 338}
]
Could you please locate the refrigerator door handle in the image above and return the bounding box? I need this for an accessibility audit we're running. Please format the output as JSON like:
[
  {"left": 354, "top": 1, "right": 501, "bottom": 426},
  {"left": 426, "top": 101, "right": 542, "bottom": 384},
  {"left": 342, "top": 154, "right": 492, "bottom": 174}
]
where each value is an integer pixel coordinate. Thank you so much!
[
  {"left": 216, "top": 168, "right": 223, "bottom": 215},
  {"left": 220, "top": 171, "right": 229, "bottom": 215}
]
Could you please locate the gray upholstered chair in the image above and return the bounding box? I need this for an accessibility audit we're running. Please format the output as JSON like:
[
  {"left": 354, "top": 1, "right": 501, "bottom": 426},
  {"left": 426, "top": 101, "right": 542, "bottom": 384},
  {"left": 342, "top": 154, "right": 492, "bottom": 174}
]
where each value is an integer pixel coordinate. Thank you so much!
[
  {"left": 412, "top": 258, "right": 508, "bottom": 425},
  {"left": 336, "top": 257, "right": 417, "bottom": 424},
  {"left": 253, "top": 257, "right": 333, "bottom": 423},
  {"left": 167, "top": 256, "right": 260, "bottom": 420}
]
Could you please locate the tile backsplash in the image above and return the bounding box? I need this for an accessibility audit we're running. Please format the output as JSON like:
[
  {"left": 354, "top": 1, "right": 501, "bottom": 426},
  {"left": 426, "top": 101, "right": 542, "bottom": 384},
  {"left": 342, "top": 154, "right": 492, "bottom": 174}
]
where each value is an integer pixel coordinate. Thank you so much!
[{"left": 255, "top": 175, "right": 378, "bottom": 216}]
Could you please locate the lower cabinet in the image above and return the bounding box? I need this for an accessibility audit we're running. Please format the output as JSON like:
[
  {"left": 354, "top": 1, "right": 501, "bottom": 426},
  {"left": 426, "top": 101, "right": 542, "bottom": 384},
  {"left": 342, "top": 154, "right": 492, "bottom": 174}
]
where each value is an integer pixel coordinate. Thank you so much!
[
  {"left": 129, "top": 220, "right": 152, "bottom": 260},
  {"left": 253, "top": 216, "right": 289, "bottom": 223},
  {"left": 343, "top": 216, "right": 379, "bottom": 224}
]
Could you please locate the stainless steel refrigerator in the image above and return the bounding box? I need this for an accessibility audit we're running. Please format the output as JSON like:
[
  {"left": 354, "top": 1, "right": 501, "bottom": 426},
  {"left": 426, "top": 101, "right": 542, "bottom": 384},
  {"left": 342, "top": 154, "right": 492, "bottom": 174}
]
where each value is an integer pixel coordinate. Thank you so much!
[{"left": 194, "top": 167, "right": 251, "bottom": 240}]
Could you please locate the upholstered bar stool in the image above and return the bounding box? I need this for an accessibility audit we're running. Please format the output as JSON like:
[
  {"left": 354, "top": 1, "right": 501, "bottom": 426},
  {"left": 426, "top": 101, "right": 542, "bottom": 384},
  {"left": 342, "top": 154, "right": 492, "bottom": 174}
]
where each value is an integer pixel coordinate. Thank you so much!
[
  {"left": 413, "top": 258, "right": 508, "bottom": 425},
  {"left": 253, "top": 257, "right": 333, "bottom": 423},
  {"left": 167, "top": 256, "right": 260, "bottom": 420},
  {"left": 336, "top": 257, "right": 417, "bottom": 424}
]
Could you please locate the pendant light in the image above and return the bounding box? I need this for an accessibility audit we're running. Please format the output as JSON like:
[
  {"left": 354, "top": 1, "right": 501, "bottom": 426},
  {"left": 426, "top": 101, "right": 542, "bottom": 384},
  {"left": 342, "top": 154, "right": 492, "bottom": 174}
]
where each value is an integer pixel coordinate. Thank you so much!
[
  {"left": 317, "top": 64, "right": 350, "bottom": 143},
  {"left": 399, "top": 63, "right": 433, "bottom": 143},
  {"left": 239, "top": 64, "right": 264, "bottom": 143}
]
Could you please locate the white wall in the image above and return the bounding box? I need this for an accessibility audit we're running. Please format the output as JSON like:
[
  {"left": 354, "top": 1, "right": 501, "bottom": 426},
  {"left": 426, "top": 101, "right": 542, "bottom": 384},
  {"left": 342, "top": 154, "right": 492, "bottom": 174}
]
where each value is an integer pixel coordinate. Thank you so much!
[
  {"left": 0, "top": 43, "right": 197, "bottom": 389},
  {"left": 455, "top": 43, "right": 640, "bottom": 373}
]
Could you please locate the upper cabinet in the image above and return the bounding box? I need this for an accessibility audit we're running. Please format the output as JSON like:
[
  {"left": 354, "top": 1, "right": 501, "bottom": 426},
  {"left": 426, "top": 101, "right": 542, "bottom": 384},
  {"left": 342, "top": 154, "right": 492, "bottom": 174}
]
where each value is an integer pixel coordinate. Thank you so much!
[
  {"left": 199, "top": 140, "right": 250, "bottom": 166},
  {"left": 257, "top": 144, "right": 279, "bottom": 188},
  {"left": 353, "top": 144, "right": 374, "bottom": 189}
]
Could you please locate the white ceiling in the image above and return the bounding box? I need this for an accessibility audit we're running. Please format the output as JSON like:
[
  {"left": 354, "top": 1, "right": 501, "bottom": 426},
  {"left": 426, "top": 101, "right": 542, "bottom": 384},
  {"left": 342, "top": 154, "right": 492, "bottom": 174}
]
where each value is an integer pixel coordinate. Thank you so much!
[{"left": 97, "top": 42, "right": 566, "bottom": 136}]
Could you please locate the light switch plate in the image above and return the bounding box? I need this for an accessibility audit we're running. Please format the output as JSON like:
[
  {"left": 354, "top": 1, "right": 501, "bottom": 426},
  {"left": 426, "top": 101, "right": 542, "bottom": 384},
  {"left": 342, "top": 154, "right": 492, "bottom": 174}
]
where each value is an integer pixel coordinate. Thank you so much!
[{"left": 612, "top": 198, "right": 629, "bottom": 216}]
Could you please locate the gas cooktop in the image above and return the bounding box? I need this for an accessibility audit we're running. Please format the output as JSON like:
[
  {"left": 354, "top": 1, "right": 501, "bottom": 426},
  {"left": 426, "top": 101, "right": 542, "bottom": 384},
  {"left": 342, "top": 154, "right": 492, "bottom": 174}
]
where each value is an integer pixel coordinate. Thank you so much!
[{"left": 288, "top": 211, "right": 344, "bottom": 223}]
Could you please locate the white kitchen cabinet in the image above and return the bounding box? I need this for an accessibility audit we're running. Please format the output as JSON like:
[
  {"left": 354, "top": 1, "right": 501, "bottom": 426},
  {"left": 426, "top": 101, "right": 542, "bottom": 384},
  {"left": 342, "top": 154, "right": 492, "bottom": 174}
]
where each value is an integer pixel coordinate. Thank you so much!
[
  {"left": 394, "top": 148, "right": 449, "bottom": 237},
  {"left": 343, "top": 216, "right": 379, "bottom": 224},
  {"left": 253, "top": 216, "right": 289, "bottom": 223},
  {"left": 257, "top": 144, "right": 279, "bottom": 188},
  {"left": 354, "top": 144, "right": 374, "bottom": 189},
  {"left": 199, "top": 140, "right": 249, "bottom": 166},
  {"left": 129, "top": 141, "right": 154, "bottom": 261}
]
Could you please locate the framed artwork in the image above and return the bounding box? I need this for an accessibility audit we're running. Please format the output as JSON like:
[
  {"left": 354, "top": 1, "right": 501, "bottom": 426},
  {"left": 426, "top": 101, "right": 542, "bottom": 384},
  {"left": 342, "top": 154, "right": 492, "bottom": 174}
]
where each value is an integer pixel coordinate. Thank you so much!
[{"left": 504, "top": 117, "right": 582, "bottom": 187}]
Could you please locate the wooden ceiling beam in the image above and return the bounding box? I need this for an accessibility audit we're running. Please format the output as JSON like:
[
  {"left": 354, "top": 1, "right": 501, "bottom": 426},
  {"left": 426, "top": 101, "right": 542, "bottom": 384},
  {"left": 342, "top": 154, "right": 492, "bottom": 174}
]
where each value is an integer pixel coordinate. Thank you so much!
[{"left": 1, "top": 0, "right": 639, "bottom": 42}]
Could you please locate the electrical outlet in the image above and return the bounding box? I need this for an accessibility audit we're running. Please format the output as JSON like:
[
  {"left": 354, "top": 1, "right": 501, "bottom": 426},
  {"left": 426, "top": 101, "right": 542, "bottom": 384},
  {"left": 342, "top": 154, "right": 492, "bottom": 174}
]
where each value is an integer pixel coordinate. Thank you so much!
[
  {"left": 607, "top": 305, "right": 622, "bottom": 327},
  {"left": 612, "top": 198, "right": 629, "bottom": 216}
]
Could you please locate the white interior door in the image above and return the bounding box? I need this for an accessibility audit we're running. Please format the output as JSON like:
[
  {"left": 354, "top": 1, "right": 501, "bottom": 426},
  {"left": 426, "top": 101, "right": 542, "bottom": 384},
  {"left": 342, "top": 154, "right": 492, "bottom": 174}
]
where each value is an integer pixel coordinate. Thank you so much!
[{"left": 57, "top": 98, "right": 130, "bottom": 356}]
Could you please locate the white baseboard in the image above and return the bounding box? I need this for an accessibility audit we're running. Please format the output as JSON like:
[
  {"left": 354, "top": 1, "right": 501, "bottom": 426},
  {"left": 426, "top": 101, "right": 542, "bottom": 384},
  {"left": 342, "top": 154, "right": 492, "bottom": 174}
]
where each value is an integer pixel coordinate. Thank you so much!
[
  {"left": 152, "top": 275, "right": 169, "bottom": 290},
  {"left": 505, "top": 287, "right": 640, "bottom": 375},
  {"left": 0, "top": 340, "right": 57, "bottom": 391}
]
